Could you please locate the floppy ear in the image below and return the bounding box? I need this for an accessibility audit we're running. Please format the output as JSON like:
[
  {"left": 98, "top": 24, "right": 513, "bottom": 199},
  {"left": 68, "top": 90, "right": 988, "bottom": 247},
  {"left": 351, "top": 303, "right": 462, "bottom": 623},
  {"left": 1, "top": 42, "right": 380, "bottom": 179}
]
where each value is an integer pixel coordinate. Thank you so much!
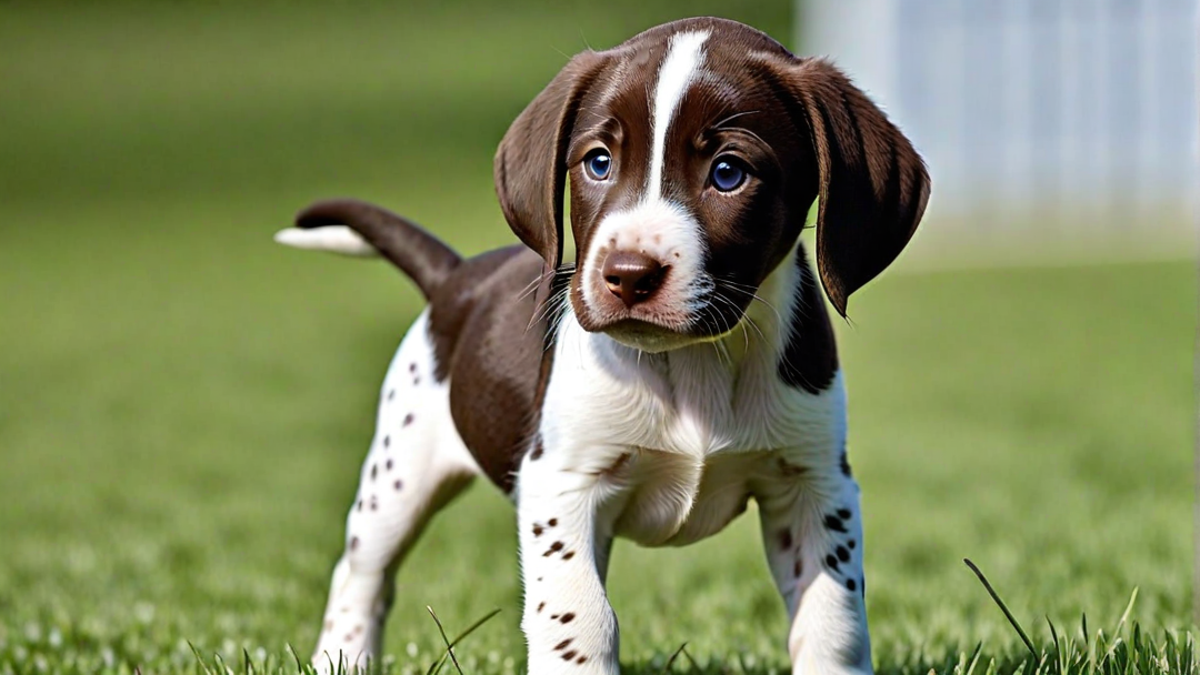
[
  {"left": 774, "top": 57, "right": 931, "bottom": 317},
  {"left": 494, "top": 51, "right": 607, "bottom": 274}
]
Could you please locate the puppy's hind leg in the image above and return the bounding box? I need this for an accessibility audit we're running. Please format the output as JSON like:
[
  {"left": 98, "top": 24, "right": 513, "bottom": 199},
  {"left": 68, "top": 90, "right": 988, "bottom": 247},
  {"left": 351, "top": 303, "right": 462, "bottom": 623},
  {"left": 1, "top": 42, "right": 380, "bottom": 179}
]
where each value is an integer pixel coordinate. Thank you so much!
[{"left": 312, "top": 309, "right": 479, "bottom": 673}]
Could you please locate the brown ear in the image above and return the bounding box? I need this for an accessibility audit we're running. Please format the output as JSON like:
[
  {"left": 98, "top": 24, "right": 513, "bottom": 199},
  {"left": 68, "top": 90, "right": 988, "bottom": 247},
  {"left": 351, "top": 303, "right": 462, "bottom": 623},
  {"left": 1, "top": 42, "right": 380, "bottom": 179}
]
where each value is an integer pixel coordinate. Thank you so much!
[
  {"left": 777, "top": 58, "right": 931, "bottom": 317},
  {"left": 494, "top": 51, "right": 607, "bottom": 273}
]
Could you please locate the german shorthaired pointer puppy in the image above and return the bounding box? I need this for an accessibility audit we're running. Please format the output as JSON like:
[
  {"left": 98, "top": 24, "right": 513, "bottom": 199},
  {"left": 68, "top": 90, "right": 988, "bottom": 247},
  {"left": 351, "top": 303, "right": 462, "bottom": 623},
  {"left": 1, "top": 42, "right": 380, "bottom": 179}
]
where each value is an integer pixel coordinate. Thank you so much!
[{"left": 276, "top": 17, "right": 929, "bottom": 675}]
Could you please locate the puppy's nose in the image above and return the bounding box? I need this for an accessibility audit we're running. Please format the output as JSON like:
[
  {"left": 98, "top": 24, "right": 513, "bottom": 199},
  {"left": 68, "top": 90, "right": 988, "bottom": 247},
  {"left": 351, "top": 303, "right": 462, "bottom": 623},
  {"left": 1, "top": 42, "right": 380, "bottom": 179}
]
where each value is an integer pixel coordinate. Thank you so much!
[{"left": 602, "top": 250, "right": 667, "bottom": 308}]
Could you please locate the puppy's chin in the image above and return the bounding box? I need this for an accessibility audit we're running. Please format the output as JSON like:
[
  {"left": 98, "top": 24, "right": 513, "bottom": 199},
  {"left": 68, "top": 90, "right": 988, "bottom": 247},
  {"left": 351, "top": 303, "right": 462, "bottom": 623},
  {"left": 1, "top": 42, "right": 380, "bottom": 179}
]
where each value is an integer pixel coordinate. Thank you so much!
[{"left": 600, "top": 320, "right": 702, "bottom": 353}]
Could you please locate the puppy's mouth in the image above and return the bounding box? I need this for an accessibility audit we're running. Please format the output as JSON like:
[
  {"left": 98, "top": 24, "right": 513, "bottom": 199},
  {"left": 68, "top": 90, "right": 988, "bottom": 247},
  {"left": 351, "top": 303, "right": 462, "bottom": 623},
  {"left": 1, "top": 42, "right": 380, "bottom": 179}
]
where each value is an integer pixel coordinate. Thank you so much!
[{"left": 571, "top": 282, "right": 752, "bottom": 353}]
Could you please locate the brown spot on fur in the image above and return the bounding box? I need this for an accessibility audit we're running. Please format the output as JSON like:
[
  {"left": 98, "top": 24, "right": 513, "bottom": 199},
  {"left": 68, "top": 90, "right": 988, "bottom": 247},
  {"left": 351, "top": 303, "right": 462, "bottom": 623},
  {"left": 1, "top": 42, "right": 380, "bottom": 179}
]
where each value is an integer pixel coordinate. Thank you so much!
[
  {"left": 537, "top": 602, "right": 545, "bottom": 613},
  {"left": 562, "top": 650, "right": 578, "bottom": 660},
  {"left": 393, "top": 479, "right": 403, "bottom": 490},
  {"left": 547, "top": 518, "right": 558, "bottom": 527},
  {"left": 576, "top": 656, "right": 587, "bottom": 664},
  {"left": 554, "top": 639, "right": 573, "bottom": 651},
  {"left": 778, "top": 528, "right": 793, "bottom": 550},
  {"left": 402, "top": 413, "right": 414, "bottom": 427},
  {"left": 560, "top": 613, "right": 575, "bottom": 623},
  {"left": 776, "top": 457, "right": 807, "bottom": 477},
  {"left": 562, "top": 551, "right": 575, "bottom": 560},
  {"left": 824, "top": 514, "right": 848, "bottom": 533},
  {"left": 599, "top": 452, "right": 633, "bottom": 477},
  {"left": 533, "top": 524, "right": 544, "bottom": 537}
]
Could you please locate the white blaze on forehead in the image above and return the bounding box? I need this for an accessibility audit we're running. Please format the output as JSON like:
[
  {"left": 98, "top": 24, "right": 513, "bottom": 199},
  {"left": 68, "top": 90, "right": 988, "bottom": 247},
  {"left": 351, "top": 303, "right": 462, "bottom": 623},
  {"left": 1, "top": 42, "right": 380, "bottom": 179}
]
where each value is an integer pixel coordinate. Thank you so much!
[
  {"left": 648, "top": 30, "right": 710, "bottom": 200},
  {"left": 578, "top": 30, "right": 717, "bottom": 330}
]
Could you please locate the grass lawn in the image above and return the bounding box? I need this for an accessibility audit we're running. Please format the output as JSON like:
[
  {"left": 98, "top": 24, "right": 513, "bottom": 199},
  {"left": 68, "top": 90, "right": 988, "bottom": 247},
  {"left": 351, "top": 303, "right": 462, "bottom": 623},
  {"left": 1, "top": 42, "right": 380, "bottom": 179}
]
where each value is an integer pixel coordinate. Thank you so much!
[{"left": 0, "top": 2, "right": 1194, "bottom": 673}]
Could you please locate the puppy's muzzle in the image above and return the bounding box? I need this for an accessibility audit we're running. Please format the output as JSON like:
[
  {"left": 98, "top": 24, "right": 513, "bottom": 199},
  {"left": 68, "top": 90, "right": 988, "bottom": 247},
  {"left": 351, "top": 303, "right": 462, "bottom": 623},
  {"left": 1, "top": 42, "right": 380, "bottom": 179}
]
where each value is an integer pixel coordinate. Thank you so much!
[{"left": 602, "top": 250, "right": 669, "bottom": 308}]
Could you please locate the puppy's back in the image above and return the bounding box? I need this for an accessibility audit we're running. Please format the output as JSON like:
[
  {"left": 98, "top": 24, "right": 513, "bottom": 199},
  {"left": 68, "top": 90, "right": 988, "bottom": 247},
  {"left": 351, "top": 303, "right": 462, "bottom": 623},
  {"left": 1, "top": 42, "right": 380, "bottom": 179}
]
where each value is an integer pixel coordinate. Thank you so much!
[{"left": 428, "top": 245, "right": 553, "bottom": 492}]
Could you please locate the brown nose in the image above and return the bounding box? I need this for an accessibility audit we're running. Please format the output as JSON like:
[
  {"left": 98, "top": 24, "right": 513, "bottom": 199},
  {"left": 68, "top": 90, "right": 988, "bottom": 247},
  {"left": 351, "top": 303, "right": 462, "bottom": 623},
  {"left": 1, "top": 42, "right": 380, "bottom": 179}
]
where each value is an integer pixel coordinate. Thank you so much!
[{"left": 602, "top": 250, "right": 667, "bottom": 308}]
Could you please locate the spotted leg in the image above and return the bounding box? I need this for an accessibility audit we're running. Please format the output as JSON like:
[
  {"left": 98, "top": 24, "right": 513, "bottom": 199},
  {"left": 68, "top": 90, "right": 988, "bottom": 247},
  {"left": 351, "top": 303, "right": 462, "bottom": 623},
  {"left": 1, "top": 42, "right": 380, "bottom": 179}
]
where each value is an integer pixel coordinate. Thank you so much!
[
  {"left": 515, "top": 451, "right": 620, "bottom": 674},
  {"left": 312, "top": 311, "right": 480, "bottom": 673},
  {"left": 756, "top": 459, "right": 871, "bottom": 675}
]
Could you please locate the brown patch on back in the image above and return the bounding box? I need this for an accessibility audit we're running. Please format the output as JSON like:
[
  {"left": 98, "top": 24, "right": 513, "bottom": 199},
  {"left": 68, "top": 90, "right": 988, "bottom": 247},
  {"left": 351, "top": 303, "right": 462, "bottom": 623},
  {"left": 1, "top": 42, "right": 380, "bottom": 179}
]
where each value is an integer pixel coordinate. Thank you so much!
[{"left": 426, "top": 245, "right": 559, "bottom": 491}]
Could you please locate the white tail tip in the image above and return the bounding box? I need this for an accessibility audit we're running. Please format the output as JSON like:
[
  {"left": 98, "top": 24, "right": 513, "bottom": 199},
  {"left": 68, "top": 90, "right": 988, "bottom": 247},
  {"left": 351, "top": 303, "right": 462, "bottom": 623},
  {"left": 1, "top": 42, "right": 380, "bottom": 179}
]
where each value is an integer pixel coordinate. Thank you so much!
[{"left": 274, "top": 226, "right": 379, "bottom": 258}]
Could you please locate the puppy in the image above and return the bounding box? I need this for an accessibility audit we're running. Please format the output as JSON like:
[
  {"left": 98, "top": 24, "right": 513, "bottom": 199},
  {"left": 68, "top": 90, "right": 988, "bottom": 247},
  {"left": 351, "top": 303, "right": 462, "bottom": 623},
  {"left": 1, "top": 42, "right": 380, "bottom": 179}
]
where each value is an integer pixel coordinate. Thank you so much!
[{"left": 277, "top": 16, "right": 929, "bottom": 675}]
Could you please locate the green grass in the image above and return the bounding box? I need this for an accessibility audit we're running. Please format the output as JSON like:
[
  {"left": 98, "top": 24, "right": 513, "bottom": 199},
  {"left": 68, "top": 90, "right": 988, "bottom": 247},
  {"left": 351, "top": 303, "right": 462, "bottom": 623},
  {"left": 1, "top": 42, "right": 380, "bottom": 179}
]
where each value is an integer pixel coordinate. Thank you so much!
[{"left": 0, "top": 2, "right": 1194, "bottom": 674}]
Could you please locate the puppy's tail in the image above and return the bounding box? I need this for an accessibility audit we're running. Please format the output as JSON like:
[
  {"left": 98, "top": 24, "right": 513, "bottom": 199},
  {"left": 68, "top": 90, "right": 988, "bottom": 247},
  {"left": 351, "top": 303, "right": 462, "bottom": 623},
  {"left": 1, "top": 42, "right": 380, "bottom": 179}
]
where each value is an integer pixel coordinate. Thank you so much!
[{"left": 275, "top": 199, "right": 462, "bottom": 300}]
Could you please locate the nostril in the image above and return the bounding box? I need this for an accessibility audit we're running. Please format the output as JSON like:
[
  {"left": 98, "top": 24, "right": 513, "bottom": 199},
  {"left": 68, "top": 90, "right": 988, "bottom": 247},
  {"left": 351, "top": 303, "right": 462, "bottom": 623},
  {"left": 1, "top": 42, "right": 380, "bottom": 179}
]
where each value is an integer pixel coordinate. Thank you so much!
[{"left": 633, "top": 265, "right": 669, "bottom": 295}]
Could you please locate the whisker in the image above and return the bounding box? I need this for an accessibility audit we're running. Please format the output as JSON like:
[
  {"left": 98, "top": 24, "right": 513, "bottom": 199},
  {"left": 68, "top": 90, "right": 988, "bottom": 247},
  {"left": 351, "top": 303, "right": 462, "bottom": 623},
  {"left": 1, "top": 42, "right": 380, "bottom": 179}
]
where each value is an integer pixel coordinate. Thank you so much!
[
  {"left": 716, "top": 279, "right": 784, "bottom": 330},
  {"left": 713, "top": 109, "right": 762, "bottom": 129}
]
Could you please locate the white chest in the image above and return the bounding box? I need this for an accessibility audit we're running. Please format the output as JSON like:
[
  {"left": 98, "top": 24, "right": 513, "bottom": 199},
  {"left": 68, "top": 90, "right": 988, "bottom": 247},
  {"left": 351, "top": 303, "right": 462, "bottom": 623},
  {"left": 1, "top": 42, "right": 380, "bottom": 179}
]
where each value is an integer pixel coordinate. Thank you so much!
[{"left": 538, "top": 317, "right": 847, "bottom": 546}]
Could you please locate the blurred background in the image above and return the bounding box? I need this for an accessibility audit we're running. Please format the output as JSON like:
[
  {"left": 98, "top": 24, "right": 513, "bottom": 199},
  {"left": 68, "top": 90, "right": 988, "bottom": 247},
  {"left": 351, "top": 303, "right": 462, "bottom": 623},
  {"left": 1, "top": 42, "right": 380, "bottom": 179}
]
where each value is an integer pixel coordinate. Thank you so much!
[
  {"left": 804, "top": 0, "right": 1196, "bottom": 263},
  {"left": 0, "top": 1, "right": 1194, "bottom": 673}
]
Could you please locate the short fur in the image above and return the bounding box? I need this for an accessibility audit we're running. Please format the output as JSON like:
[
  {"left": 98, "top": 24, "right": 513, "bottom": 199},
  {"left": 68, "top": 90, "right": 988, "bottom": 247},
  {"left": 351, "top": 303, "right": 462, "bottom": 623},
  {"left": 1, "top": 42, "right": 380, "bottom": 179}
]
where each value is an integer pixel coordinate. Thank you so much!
[{"left": 277, "top": 16, "right": 929, "bottom": 675}]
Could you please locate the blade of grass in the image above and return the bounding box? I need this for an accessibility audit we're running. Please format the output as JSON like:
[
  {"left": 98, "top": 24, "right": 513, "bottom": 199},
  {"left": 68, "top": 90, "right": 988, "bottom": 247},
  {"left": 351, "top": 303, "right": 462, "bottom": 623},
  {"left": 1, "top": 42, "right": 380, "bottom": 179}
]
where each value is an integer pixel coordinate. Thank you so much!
[
  {"left": 1046, "top": 617, "right": 1063, "bottom": 675},
  {"left": 680, "top": 646, "right": 700, "bottom": 672},
  {"left": 662, "top": 642, "right": 687, "bottom": 673},
  {"left": 424, "top": 606, "right": 502, "bottom": 675},
  {"left": 426, "top": 606, "right": 464, "bottom": 675},
  {"left": 285, "top": 643, "right": 304, "bottom": 674},
  {"left": 1103, "top": 588, "right": 1139, "bottom": 664},
  {"left": 187, "top": 641, "right": 217, "bottom": 675},
  {"left": 963, "top": 558, "right": 1038, "bottom": 660},
  {"left": 965, "top": 641, "right": 983, "bottom": 675}
]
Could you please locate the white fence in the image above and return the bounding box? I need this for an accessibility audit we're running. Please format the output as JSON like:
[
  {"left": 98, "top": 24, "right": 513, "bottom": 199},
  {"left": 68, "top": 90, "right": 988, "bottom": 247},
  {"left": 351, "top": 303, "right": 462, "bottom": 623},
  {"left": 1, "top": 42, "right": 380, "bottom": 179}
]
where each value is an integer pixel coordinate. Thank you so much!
[{"left": 797, "top": 0, "right": 1197, "bottom": 260}]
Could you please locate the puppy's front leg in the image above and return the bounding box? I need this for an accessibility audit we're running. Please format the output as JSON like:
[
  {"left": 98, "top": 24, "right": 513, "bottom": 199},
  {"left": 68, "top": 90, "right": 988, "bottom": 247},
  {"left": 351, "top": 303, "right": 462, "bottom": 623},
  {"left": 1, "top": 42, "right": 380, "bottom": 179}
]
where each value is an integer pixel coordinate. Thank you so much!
[
  {"left": 757, "top": 467, "right": 871, "bottom": 675},
  {"left": 516, "top": 452, "right": 620, "bottom": 674}
]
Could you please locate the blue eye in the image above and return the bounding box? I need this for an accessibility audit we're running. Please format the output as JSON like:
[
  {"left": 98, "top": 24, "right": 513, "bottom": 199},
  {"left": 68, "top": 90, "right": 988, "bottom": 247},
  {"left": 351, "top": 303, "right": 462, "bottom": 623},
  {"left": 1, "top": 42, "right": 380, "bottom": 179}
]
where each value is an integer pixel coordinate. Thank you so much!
[
  {"left": 584, "top": 150, "right": 612, "bottom": 181},
  {"left": 710, "top": 158, "right": 746, "bottom": 192}
]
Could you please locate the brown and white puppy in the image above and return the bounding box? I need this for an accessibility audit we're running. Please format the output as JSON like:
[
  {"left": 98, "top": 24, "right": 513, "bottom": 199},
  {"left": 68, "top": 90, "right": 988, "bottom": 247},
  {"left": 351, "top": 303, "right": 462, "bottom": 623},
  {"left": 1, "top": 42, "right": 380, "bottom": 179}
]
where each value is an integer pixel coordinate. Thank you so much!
[{"left": 276, "top": 17, "right": 928, "bottom": 675}]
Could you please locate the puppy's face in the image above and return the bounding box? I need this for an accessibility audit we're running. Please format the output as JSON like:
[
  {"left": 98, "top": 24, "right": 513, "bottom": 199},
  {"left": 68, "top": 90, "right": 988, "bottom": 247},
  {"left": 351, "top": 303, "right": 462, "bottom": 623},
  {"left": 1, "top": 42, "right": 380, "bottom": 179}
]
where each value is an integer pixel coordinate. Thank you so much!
[
  {"left": 496, "top": 18, "right": 930, "bottom": 352},
  {"left": 565, "top": 30, "right": 812, "bottom": 351}
]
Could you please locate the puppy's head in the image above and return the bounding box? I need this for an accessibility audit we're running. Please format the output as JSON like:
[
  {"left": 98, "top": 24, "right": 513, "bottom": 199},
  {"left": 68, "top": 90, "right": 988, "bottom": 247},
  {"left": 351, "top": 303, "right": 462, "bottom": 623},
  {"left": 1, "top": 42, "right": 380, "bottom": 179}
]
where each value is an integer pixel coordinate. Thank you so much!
[{"left": 496, "top": 17, "right": 930, "bottom": 352}]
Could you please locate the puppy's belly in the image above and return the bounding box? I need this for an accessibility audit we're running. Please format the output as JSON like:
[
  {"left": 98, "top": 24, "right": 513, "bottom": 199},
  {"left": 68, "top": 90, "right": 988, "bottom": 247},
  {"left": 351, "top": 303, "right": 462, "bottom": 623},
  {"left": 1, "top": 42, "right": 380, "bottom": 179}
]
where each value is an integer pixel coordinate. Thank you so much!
[{"left": 609, "top": 451, "right": 766, "bottom": 547}]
